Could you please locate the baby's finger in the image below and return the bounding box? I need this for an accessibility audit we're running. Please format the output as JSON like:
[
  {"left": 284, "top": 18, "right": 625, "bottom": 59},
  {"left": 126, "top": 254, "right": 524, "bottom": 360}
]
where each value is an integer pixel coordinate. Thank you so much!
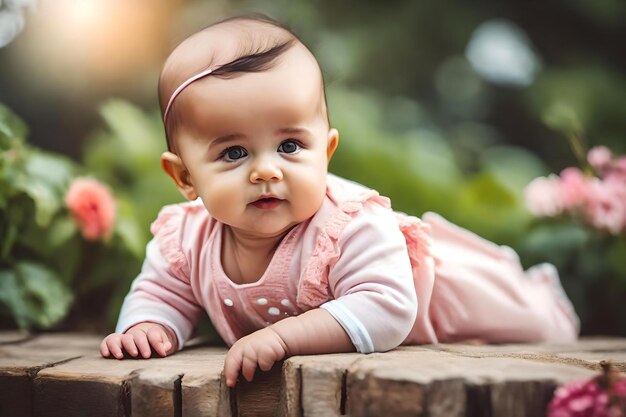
[
  {"left": 131, "top": 330, "right": 151, "bottom": 358},
  {"left": 100, "top": 336, "right": 112, "bottom": 358},
  {"left": 241, "top": 353, "right": 258, "bottom": 382},
  {"left": 146, "top": 327, "right": 169, "bottom": 357},
  {"left": 224, "top": 349, "right": 243, "bottom": 388},
  {"left": 120, "top": 334, "right": 139, "bottom": 358},
  {"left": 105, "top": 335, "right": 125, "bottom": 360}
]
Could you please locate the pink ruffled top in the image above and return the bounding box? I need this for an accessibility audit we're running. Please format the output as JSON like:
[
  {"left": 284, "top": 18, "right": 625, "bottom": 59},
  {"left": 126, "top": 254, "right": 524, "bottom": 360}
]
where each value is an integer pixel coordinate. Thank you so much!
[{"left": 116, "top": 174, "right": 429, "bottom": 351}]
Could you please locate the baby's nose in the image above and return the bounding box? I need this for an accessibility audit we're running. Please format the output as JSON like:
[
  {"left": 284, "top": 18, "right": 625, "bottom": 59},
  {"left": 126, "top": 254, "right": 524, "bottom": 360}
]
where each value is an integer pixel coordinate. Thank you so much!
[{"left": 249, "top": 156, "right": 283, "bottom": 183}]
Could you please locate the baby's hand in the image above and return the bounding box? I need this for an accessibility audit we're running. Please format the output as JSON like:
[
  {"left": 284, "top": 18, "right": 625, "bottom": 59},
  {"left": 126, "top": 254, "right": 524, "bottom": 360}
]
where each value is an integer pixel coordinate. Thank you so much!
[
  {"left": 224, "top": 326, "right": 289, "bottom": 387},
  {"left": 100, "top": 322, "right": 177, "bottom": 360}
]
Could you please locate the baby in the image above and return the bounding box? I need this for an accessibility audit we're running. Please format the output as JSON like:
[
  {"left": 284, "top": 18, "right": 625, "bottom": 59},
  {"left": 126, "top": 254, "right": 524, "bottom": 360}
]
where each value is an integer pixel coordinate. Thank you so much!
[{"left": 100, "top": 14, "right": 579, "bottom": 388}]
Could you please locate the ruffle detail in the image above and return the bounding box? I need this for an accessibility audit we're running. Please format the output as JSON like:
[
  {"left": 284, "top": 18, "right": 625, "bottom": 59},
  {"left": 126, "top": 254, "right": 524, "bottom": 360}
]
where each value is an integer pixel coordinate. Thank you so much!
[
  {"left": 296, "top": 201, "right": 364, "bottom": 309},
  {"left": 395, "top": 213, "right": 433, "bottom": 269},
  {"left": 150, "top": 202, "right": 203, "bottom": 279}
]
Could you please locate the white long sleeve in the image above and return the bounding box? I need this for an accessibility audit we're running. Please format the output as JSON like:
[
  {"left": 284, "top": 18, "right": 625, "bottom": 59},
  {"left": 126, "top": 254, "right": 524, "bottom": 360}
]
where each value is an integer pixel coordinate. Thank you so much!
[
  {"left": 321, "top": 204, "right": 418, "bottom": 352},
  {"left": 116, "top": 239, "right": 203, "bottom": 349}
]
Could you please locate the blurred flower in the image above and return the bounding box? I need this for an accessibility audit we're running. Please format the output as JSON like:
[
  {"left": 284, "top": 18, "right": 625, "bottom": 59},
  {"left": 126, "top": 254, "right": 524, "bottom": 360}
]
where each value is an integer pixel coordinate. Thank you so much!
[
  {"left": 525, "top": 146, "right": 626, "bottom": 235},
  {"left": 547, "top": 362, "right": 626, "bottom": 417},
  {"left": 0, "top": 0, "right": 37, "bottom": 48},
  {"left": 585, "top": 179, "right": 626, "bottom": 235},
  {"left": 615, "top": 157, "right": 626, "bottom": 172},
  {"left": 65, "top": 177, "right": 116, "bottom": 241},
  {"left": 560, "top": 167, "right": 588, "bottom": 211},
  {"left": 588, "top": 146, "right": 613, "bottom": 172},
  {"left": 524, "top": 174, "right": 564, "bottom": 216}
]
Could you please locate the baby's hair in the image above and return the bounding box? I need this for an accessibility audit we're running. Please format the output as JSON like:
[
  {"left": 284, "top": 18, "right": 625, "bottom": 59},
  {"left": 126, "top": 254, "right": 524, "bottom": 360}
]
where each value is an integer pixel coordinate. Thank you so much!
[
  {"left": 159, "top": 13, "right": 329, "bottom": 153},
  {"left": 204, "top": 14, "right": 297, "bottom": 79}
]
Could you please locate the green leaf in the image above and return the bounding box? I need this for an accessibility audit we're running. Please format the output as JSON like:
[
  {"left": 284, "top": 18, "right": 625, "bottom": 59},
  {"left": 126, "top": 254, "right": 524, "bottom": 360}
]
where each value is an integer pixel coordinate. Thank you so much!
[
  {"left": 115, "top": 217, "right": 146, "bottom": 259},
  {"left": 542, "top": 101, "right": 583, "bottom": 136},
  {"left": 519, "top": 222, "right": 589, "bottom": 268},
  {"left": 481, "top": 146, "right": 549, "bottom": 194},
  {"left": 450, "top": 172, "right": 530, "bottom": 244},
  {"left": 17, "top": 150, "right": 76, "bottom": 227},
  {"left": 48, "top": 216, "right": 78, "bottom": 249},
  {"left": 98, "top": 100, "right": 164, "bottom": 162},
  {"left": 0, "top": 217, "right": 20, "bottom": 260},
  {"left": 0, "top": 269, "right": 28, "bottom": 328},
  {"left": 50, "top": 235, "right": 82, "bottom": 286},
  {"left": 14, "top": 261, "right": 73, "bottom": 329},
  {"left": 0, "top": 103, "right": 28, "bottom": 148},
  {"left": 608, "top": 238, "right": 626, "bottom": 285},
  {"left": 18, "top": 214, "right": 78, "bottom": 259}
]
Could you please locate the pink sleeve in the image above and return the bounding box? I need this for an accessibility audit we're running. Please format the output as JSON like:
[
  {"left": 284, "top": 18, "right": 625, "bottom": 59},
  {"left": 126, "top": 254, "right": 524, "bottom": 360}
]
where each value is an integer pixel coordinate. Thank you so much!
[
  {"left": 115, "top": 205, "right": 204, "bottom": 349},
  {"left": 320, "top": 204, "right": 417, "bottom": 353}
]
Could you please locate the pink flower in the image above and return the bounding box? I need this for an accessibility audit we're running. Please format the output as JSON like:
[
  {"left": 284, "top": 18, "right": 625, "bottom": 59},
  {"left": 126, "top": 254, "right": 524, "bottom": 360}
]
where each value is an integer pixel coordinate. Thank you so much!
[
  {"left": 524, "top": 174, "right": 564, "bottom": 217},
  {"left": 608, "top": 157, "right": 626, "bottom": 180},
  {"left": 65, "top": 177, "right": 116, "bottom": 241},
  {"left": 588, "top": 146, "right": 613, "bottom": 172},
  {"left": 548, "top": 372, "right": 626, "bottom": 417},
  {"left": 584, "top": 179, "right": 626, "bottom": 235},
  {"left": 560, "top": 167, "right": 588, "bottom": 212}
]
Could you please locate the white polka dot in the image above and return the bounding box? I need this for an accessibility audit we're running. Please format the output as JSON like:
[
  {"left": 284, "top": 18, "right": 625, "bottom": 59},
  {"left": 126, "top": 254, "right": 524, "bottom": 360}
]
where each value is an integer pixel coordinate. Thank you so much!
[
  {"left": 223, "top": 298, "right": 234, "bottom": 307},
  {"left": 256, "top": 298, "right": 268, "bottom": 305},
  {"left": 280, "top": 299, "right": 291, "bottom": 307},
  {"left": 268, "top": 307, "right": 280, "bottom": 316}
]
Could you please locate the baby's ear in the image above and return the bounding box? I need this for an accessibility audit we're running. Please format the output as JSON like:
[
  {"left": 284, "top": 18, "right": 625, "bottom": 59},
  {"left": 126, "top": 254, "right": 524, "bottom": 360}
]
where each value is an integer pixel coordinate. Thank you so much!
[
  {"left": 326, "top": 128, "right": 339, "bottom": 161},
  {"left": 160, "top": 152, "right": 198, "bottom": 200}
]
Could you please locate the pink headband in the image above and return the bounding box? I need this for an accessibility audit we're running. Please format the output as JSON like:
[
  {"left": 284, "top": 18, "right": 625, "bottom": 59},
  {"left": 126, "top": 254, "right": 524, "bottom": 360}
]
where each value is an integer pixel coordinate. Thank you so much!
[{"left": 163, "top": 67, "right": 215, "bottom": 123}]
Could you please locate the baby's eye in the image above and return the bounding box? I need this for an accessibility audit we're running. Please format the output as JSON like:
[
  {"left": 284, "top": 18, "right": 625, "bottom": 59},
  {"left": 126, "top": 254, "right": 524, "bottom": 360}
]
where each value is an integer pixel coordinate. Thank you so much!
[
  {"left": 278, "top": 140, "right": 301, "bottom": 154},
  {"left": 220, "top": 146, "right": 248, "bottom": 162}
]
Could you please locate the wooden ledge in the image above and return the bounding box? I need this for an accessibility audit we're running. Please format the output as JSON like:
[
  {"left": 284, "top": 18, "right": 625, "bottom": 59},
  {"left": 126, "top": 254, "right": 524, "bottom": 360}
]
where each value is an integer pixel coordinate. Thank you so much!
[{"left": 0, "top": 333, "right": 624, "bottom": 417}]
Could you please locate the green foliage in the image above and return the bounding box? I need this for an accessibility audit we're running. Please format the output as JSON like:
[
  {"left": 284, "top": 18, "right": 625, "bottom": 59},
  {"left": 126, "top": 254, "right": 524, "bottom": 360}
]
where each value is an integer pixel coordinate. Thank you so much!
[
  {"left": 80, "top": 100, "right": 184, "bottom": 326},
  {"left": 0, "top": 104, "right": 75, "bottom": 328},
  {"left": 0, "top": 103, "right": 144, "bottom": 331},
  {"left": 518, "top": 221, "right": 626, "bottom": 334},
  {"left": 83, "top": 100, "right": 183, "bottom": 237},
  {"left": 328, "top": 87, "right": 541, "bottom": 245}
]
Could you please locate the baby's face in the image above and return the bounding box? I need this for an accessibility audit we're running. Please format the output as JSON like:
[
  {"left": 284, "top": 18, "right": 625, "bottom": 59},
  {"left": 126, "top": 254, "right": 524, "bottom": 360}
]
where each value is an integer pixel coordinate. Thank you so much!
[{"left": 171, "top": 45, "right": 337, "bottom": 238}]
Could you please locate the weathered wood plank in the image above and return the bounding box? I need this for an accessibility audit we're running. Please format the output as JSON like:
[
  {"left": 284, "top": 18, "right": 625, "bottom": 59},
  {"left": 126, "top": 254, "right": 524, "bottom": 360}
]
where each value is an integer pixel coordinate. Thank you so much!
[
  {"left": 33, "top": 348, "right": 234, "bottom": 417},
  {"left": 234, "top": 363, "right": 282, "bottom": 417},
  {"left": 554, "top": 351, "right": 626, "bottom": 372},
  {"left": 281, "top": 353, "right": 363, "bottom": 417},
  {"left": 0, "top": 330, "right": 31, "bottom": 345},
  {"left": 346, "top": 348, "right": 597, "bottom": 417},
  {"left": 420, "top": 338, "right": 626, "bottom": 378},
  {"left": 0, "top": 333, "right": 101, "bottom": 417},
  {"left": 129, "top": 368, "right": 181, "bottom": 417},
  {"left": 179, "top": 348, "right": 230, "bottom": 417}
]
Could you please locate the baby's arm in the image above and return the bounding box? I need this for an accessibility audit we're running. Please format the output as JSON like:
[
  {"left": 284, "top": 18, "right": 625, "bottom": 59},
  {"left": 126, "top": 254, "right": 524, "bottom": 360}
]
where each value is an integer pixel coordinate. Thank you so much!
[
  {"left": 100, "top": 321, "right": 178, "bottom": 359},
  {"left": 224, "top": 308, "right": 353, "bottom": 387},
  {"left": 103, "top": 236, "right": 203, "bottom": 359}
]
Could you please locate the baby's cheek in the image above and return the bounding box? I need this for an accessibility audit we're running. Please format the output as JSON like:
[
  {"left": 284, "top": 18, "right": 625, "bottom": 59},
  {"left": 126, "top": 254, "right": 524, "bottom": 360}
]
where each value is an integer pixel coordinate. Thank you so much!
[
  {"left": 292, "top": 173, "right": 327, "bottom": 218},
  {"left": 202, "top": 181, "right": 241, "bottom": 217}
]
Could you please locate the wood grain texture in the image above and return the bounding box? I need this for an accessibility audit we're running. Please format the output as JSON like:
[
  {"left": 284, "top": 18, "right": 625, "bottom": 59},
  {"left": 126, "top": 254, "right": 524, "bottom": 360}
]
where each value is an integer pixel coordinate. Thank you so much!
[{"left": 1, "top": 333, "right": 625, "bottom": 417}]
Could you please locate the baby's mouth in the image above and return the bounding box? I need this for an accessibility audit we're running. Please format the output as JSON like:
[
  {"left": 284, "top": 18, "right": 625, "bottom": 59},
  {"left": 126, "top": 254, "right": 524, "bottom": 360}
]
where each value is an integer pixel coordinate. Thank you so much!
[{"left": 251, "top": 197, "right": 284, "bottom": 209}]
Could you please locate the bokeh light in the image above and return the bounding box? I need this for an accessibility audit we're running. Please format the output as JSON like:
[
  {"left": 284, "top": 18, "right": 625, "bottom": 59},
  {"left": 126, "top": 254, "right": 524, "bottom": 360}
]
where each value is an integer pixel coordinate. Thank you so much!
[
  {"left": 466, "top": 19, "right": 541, "bottom": 87},
  {"left": 9, "top": 0, "right": 182, "bottom": 97}
]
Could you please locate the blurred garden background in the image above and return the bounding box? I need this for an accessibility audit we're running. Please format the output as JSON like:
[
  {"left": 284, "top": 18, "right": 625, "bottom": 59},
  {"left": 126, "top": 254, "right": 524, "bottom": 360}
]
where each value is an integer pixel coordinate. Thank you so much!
[{"left": 1, "top": 0, "right": 625, "bottom": 338}]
